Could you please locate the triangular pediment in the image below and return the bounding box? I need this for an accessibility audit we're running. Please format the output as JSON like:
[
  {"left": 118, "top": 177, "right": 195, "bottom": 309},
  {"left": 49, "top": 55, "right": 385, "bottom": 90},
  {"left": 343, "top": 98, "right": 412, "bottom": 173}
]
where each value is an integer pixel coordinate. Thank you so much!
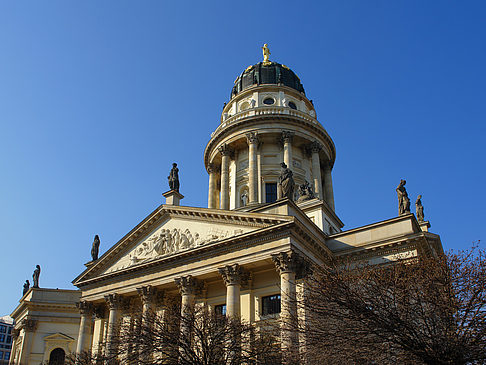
[
  {"left": 44, "top": 333, "right": 75, "bottom": 342},
  {"left": 73, "top": 204, "right": 292, "bottom": 285}
]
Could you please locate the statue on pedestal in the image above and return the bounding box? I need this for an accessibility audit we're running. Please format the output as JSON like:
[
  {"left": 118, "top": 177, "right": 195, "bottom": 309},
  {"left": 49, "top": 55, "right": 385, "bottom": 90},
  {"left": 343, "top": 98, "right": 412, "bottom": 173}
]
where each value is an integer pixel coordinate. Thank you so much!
[
  {"left": 241, "top": 191, "right": 248, "bottom": 207},
  {"left": 396, "top": 179, "right": 411, "bottom": 215},
  {"left": 416, "top": 195, "right": 425, "bottom": 222},
  {"left": 278, "top": 162, "right": 295, "bottom": 200},
  {"left": 91, "top": 234, "right": 100, "bottom": 261},
  {"left": 168, "top": 163, "right": 180, "bottom": 192},
  {"left": 22, "top": 280, "right": 30, "bottom": 296},
  {"left": 262, "top": 43, "right": 271, "bottom": 65},
  {"left": 32, "top": 265, "right": 41, "bottom": 288}
]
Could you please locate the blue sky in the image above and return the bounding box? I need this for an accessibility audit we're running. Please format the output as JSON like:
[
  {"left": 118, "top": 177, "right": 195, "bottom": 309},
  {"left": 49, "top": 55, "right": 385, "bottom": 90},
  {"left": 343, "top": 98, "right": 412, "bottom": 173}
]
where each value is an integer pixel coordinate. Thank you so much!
[{"left": 0, "top": 1, "right": 485, "bottom": 316}]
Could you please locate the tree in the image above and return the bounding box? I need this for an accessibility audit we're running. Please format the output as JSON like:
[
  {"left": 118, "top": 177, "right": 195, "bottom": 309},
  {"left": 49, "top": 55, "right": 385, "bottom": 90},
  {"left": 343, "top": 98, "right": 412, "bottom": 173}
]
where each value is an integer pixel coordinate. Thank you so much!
[
  {"left": 72, "top": 298, "right": 280, "bottom": 365},
  {"left": 295, "top": 244, "right": 486, "bottom": 364}
]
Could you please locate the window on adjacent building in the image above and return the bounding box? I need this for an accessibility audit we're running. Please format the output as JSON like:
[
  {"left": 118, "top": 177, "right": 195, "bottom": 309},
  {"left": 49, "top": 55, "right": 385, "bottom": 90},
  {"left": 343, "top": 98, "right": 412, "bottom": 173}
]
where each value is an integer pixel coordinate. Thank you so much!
[
  {"left": 6, "top": 336, "right": 11, "bottom": 344},
  {"left": 265, "top": 183, "right": 277, "bottom": 203},
  {"left": 214, "top": 304, "right": 226, "bottom": 316},
  {"left": 0, "top": 335, "right": 5, "bottom": 342},
  {"left": 0, "top": 326, "right": 5, "bottom": 333},
  {"left": 0, "top": 351, "right": 3, "bottom": 360},
  {"left": 7, "top": 327, "right": 11, "bottom": 334},
  {"left": 4, "top": 351, "right": 9, "bottom": 360},
  {"left": 261, "top": 294, "right": 281, "bottom": 316}
]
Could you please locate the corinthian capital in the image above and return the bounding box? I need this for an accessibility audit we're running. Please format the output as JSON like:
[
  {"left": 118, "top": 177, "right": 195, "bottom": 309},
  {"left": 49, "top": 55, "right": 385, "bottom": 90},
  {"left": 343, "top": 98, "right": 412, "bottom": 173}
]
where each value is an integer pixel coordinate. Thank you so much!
[
  {"left": 271, "top": 251, "right": 311, "bottom": 279},
  {"left": 246, "top": 131, "right": 259, "bottom": 145},
  {"left": 218, "top": 144, "right": 234, "bottom": 158},
  {"left": 207, "top": 163, "right": 220, "bottom": 174},
  {"left": 174, "top": 275, "right": 202, "bottom": 296},
  {"left": 76, "top": 300, "right": 93, "bottom": 316},
  {"left": 104, "top": 293, "right": 124, "bottom": 310},
  {"left": 218, "top": 264, "right": 251, "bottom": 286},
  {"left": 137, "top": 285, "right": 157, "bottom": 304},
  {"left": 281, "top": 130, "right": 294, "bottom": 144},
  {"left": 309, "top": 141, "right": 322, "bottom": 154},
  {"left": 21, "top": 318, "right": 37, "bottom": 332}
]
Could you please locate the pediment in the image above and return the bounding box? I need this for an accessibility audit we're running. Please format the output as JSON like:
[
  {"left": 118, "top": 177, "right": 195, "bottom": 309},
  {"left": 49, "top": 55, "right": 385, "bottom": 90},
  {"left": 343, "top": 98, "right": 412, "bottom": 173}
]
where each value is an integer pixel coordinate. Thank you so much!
[
  {"left": 74, "top": 205, "right": 291, "bottom": 285},
  {"left": 44, "top": 333, "right": 75, "bottom": 342}
]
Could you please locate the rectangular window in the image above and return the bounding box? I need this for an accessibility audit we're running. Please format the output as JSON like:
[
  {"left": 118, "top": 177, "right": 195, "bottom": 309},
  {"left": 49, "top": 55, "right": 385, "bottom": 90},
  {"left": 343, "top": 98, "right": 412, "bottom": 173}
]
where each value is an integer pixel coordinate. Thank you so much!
[
  {"left": 0, "top": 326, "right": 5, "bottom": 333},
  {"left": 4, "top": 351, "right": 9, "bottom": 360},
  {"left": 261, "top": 294, "right": 281, "bottom": 316},
  {"left": 0, "top": 335, "right": 4, "bottom": 342},
  {"left": 0, "top": 351, "right": 3, "bottom": 360},
  {"left": 6, "top": 336, "right": 11, "bottom": 344},
  {"left": 214, "top": 304, "right": 226, "bottom": 316},
  {"left": 265, "top": 183, "right": 277, "bottom": 203},
  {"left": 7, "top": 327, "right": 11, "bottom": 334}
]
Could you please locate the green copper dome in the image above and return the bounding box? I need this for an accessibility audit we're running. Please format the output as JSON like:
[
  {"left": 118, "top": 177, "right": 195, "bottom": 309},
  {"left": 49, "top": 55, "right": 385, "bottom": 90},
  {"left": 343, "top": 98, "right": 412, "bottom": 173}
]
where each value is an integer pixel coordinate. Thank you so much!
[{"left": 231, "top": 62, "right": 305, "bottom": 99}]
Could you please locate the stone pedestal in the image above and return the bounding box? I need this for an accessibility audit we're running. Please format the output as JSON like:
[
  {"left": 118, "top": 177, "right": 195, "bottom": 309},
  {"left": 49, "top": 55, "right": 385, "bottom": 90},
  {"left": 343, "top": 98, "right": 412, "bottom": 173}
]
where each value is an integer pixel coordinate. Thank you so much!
[
  {"left": 163, "top": 190, "right": 184, "bottom": 206},
  {"left": 419, "top": 221, "right": 431, "bottom": 232}
]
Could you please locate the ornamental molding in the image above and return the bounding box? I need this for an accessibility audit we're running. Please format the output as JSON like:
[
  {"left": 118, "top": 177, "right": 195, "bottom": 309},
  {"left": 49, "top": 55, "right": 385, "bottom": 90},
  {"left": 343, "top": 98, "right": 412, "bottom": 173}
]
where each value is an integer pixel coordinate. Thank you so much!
[
  {"left": 174, "top": 275, "right": 204, "bottom": 296},
  {"left": 218, "top": 264, "right": 251, "bottom": 286},
  {"left": 76, "top": 300, "right": 93, "bottom": 315}
]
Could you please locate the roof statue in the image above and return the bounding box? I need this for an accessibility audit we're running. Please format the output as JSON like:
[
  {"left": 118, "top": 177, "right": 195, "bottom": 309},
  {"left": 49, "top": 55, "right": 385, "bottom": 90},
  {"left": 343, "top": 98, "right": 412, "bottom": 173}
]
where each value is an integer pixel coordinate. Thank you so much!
[
  {"left": 32, "top": 265, "right": 41, "bottom": 288},
  {"left": 278, "top": 162, "right": 295, "bottom": 201},
  {"left": 416, "top": 195, "right": 425, "bottom": 222},
  {"left": 168, "top": 163, "right": 180, "bottom": 192},
  {"left": 22, "top": 280, "right": 30, "bottom": 296},
  {"left": 262, "top": 43, "right": 271, "bottom": 65},
  {"left": 396, "top": 179, "right": 411, "bottom": 216},
  {"left": 91, "top": 234, "right": 101, "bottom": 261}
]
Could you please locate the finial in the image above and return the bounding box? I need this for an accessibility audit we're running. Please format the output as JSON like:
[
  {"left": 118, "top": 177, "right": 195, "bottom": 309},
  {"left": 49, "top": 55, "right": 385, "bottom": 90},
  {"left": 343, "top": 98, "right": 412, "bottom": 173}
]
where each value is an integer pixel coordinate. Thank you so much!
[{"left": 262, "top": 43, "right": 271, "bottom": 65}]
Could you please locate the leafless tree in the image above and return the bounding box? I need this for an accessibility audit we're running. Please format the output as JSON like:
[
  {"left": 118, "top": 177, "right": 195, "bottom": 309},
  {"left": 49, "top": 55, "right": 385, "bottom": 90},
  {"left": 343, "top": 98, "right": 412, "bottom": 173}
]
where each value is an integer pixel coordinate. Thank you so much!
[
  {"left": 72, "top": 298, "right": 280, "bottom": 365},
  {"left": 294, "top": 244, "right": 486, "bottom": 365}
]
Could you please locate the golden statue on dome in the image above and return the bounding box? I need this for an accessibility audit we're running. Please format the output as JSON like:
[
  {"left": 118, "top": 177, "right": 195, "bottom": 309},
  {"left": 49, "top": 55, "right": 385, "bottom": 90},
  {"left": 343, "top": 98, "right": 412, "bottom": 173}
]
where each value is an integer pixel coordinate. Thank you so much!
[{"left": 262, "top": 43, "right": 271, "bottom": 65}]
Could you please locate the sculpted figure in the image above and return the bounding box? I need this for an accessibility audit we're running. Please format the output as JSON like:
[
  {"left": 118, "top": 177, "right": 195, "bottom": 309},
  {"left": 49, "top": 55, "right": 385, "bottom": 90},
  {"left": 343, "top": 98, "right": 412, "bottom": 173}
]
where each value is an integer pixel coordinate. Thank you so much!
[
  {"left": 168, "top": 163, "right": 180, "bottom": 192},
  {"left": 297, "top": 180, "right": 315, "bottom": 202},
  {"left": 91, "top": 234, "right": 100, "bottom": 261},
  {"left": 416, "top": 195, "right": 425, "bottom": 222},
  {"left": 278, "top": 162, "right": 295, "bottom": 200},
  {"left": 396, "top": 179, "right": 411, "bottom": 215},
  {"left": 241, "top": 191, "right": 248, "bottom": 207},
  {"left": 23, "top": 280, "right": 30, "bottom": 296},
  {"left": 262, "top": 43, "right": 271, "bottom": 63},
  {"left": 32, "top": 265, "right": 41, "bottom": 288}
]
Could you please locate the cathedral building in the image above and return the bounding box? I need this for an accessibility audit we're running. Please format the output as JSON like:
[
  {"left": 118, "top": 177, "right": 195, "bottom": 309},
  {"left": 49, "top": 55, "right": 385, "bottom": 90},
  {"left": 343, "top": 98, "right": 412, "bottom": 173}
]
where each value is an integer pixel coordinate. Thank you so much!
[{"left": 9, "top": 46, "right": 443, "bottom": 364}]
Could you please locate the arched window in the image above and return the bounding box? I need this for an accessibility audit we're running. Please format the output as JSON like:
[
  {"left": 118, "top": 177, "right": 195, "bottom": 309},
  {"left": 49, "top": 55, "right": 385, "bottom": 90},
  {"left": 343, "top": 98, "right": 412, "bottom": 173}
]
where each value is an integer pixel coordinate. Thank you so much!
[{"left": 49, "top": 348, "right": 65, "bottom": 365}]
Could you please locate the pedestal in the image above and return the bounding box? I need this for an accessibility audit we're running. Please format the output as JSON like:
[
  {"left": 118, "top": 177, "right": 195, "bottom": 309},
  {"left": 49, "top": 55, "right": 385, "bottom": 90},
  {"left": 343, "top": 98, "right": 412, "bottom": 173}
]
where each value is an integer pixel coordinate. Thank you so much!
[{"left": 163, "top": 190, "right": 184, "bottom": 206}]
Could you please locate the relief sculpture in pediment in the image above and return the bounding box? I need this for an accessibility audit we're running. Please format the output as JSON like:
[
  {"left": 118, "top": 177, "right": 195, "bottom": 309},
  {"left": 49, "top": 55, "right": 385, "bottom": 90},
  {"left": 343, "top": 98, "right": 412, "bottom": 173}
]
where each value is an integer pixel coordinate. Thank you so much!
[{"left": 106, "top": 226, "right": 245, "bottom": 273}]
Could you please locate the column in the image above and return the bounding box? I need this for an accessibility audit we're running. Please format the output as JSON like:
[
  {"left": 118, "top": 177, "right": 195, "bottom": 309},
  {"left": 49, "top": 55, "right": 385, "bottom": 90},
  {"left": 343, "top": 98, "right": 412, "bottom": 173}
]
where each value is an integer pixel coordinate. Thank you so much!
[
  {"left": 218, "top": 144, "right": 233, "bottom": 210},
  {"left": 104, "top": 293, "right": 124, "bottom": 361},
  {"left": 76, "top": 301, "right": 93, "bottom": 358},
  {"left": 323, "top": 160, "right": 335, "bottom": 210},
  {"left": 246, "top": 132, "right": 259, "bottom": 205},
  {"left": 272, "top": 251, "right": 307, "bottom": 363},
  {"left": 218, "top": 264, "right": 250, "bottom": 318},
  {"left": 174, "top": 275, "right": 201, "bottom": 340},
  {"left": 309, "top": 141, "right": 323, "bottom": 200},
  {"left": 281, "top": 131, "right": 294, "bottom": 168},
  {"left": 91, "top": 306, "right": 106, "bottom": 359},
  {"left": 207, "top": 163, "right": 220, "bottom": 209},
  {"left": 18, "top": 318, "right": 37, "bottom": 365}
]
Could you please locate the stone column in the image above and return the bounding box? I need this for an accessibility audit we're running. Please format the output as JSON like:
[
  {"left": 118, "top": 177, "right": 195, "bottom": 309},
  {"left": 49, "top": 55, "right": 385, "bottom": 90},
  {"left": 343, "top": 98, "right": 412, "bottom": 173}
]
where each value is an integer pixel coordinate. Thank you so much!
[
  {"left": 272, "top": 251, "right": 308, "bottom": 362},
  {"left": 323, "top": 160, "right": 335, "bottom": 210},
  {"left": 76, "top": 301, "right": 93, "bottom": 358},
  {"left": 91, "top": 306, "right": 106, "bottom": 359},
  {"left": 218, "top": 144, "right": 233, "bottom": 210},
  {"left": 309, "top": 141, "right": 323, "bottom": 200},
  {"left": 104, "top": 293, "right": 124, "bottom": 361},
  {"left": 18, "top": 318, "right": 37, "bottom": 365},
  {"left": 218, "top": 264, "right": 250, "bottom": 318},
  {"left": 174, "top": 275, "right": 201, "bottom": 340},
  {"left": 207, "top": 163, "right": 220, "bottom": 209},
  {"left": 246, "top": 132, "right": 259, "bottom": 205},
  {"left": 281, "top": 131, "right": 294, "bottom": 168}
]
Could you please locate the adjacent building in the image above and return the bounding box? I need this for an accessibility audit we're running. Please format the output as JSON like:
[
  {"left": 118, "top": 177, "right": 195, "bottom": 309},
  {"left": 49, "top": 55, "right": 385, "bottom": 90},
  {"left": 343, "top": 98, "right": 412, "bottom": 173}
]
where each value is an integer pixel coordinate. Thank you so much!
[{"left": 0, "top": 316, "right": 13, "bottom": 365}]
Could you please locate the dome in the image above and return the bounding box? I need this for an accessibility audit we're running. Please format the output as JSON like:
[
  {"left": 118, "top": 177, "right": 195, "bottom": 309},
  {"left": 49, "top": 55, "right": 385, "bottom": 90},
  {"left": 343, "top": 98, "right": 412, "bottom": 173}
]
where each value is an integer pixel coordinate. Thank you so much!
[{"left": 230, "top": 62, "right": 305, "bottom": 99}]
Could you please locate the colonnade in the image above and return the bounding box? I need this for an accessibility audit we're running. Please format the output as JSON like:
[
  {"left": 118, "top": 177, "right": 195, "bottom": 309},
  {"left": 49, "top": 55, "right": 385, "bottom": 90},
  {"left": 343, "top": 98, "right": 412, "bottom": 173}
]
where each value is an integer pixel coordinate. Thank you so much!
[
  {"left": 207, "top": 131, "right": 334, "bottom": 209},
  {"left": 75, "top": 251, "right": 308, "bottom": 364}
]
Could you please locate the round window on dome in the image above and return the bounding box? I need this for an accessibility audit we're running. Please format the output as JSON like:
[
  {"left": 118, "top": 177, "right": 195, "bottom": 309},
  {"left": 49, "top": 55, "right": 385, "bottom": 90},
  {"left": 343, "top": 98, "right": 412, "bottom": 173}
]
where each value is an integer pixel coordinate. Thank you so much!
[
  {"left": 288, "top": 101, "right": 297, "bottom": 110},
  {"left": 263, "top": 98, "right": 275, "bottom": 105}
]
